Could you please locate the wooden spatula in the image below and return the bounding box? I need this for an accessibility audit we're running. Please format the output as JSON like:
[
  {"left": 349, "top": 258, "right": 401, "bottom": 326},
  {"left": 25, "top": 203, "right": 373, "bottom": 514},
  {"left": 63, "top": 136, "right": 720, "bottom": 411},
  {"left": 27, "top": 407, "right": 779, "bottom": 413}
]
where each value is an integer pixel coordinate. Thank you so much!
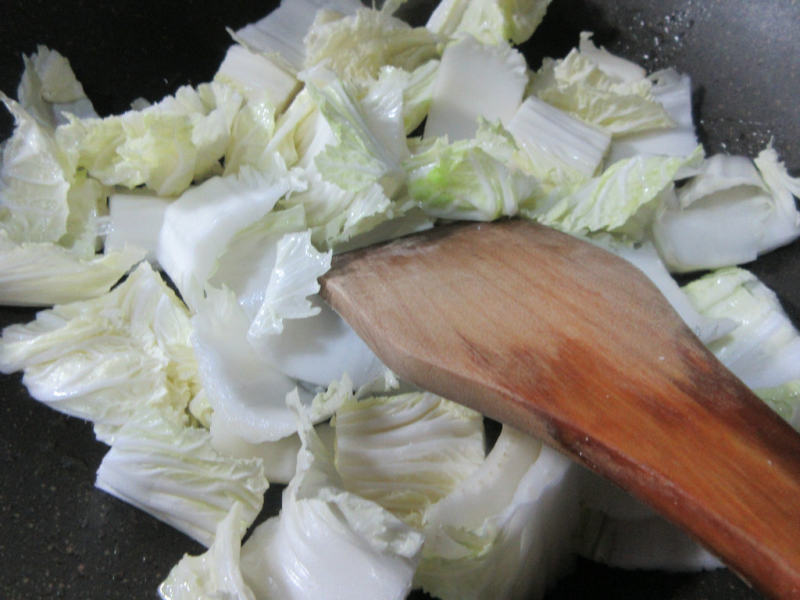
[{"left": 319, "top": 219, "right": 800, "bottom": 599}]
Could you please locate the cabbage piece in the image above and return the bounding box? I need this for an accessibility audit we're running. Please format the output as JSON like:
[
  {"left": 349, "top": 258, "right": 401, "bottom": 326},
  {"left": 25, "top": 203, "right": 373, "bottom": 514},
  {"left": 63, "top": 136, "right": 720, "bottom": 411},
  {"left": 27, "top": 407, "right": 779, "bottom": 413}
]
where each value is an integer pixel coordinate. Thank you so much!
[
  {"left": 756, "top": 381, "right": 800, "bottom": 432},
  {"left": 753, "top": 145, "right": 800, "bottom": 252},
  {"left": 608, "top": 68, "right": 698, "bottom": 162},
  {"left": 592, "top": 235, "right": 734, "bottom": 345},
  {"left": 55, "top": 82, "right": 243, "bottom": 196},
  {"left": 248, "top": 230, "right": 331, "bottom": 337},
  {"left": 652, "top": 154, "right": 779, "bottom": 272},
  {"left": 303, "top": 7, "right": 441, "bottom": 89},
  {"left": 104, "top": 192, "right": 170, "bottom": 264},
  {"left": 529, "top": 146, "right": 703, "bottom": 239},
  {"left": 159, "top": 502, "right": 256, "bottom": 600},
  {"left": 424, "top": 35, "right": 527, "bottom": 141},
  {"left": 306, "top": 73, "right": 407, "bottom": 197},
  {"left": 529, "top": 33, "right": 674, "bottom": 136},
  {"left": 192, "top": 286, "right": 311, "bottom": 444},
  {"left": 426, "top": 0, "right": 552, "bottom": 45},
  {"left": 682, "top": 267, "right": 800, "bottom": 391},
  {"left": 405, "top": 120, "right": 540, "bottom": 220},
  {"left": 0, "top": 262, "right": 198, "bottom": 442},
  {"left": 238, "top": 397, "right": 424, "bottom": 600},
  {"left": 374, "top": 60, "right": 440, "bottom": 135},
  {"left": 223, "top": 98, "right": 279, "bottom": 175},
  {"left": 95, "top": 403, "right": 268, "bottom": 547},
  {"left": 0, "top": 232, "right": 143, "bottom": 307},
  {"left": 157, "top": 162, "right": 302, "bottom": 309},
  {"left": 416, "top": 426, "right": 579, "bottom": 600},
  {"left": 333, "top": 391, "right": 485, "bottom": 527},
  {"left": 507, "top": 95, "right": 610, "bottom": 186},
  {"left": 1, "top": 95, "right": 76, "bottom": 245},
  {"left": 17, "top": 45, "right": 97, "bottom": 128},
  {"left": 234, "top": 0, "right": 363, "bottom": 70},
  {"left": 215, "top": 44, "right": 301, "bottom": 112}
]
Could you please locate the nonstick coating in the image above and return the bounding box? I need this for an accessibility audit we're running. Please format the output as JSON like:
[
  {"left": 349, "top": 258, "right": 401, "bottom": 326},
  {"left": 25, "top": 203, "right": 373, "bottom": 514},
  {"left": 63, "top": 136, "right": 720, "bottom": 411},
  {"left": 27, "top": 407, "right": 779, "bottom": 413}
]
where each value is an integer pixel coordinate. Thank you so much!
[{"left": 1, "top": 1, "right": 797, "bottom": 598}]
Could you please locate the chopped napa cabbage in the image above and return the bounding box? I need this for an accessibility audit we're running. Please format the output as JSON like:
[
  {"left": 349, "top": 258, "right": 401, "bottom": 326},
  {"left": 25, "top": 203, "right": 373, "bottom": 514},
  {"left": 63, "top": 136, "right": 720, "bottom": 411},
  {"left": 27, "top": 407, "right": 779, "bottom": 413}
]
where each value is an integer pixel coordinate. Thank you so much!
[
  {"left": 306, "top": 72, "right": 406, "bottom": 197},
  {"left": 415, "top": 426, "right": 580, "bottom": 600},
  {"left": 373, "top": 60, "right": 440, "bottom": 135},
  {"left": 507, "top": 95, "right": 610, "bottom": 185},
  {"left": 424, "top": 35, "right": 528, "bottom": 141},
  {"left": 756, "top": 381, "right": 800, "bottom": 432},
  {"left": 95, "top": 403, "right": 268, "bottom": 547},
  {"left": 55, "top": 82, "right": 244, "bottom": 196},
  {"left": 333, "top": 391, "right": 485, "bottom": 527},
  {"left": 238, "top": 396, "right": 424, "bottom": 600},
  {"left": 753, "top": 144, "right": 800, "bottom": 251},
  {"left": 17, "top": 45, "right": 97, "bottom": 129},
  {"left": 303, "top": 7, "right": 441, "bottom": 89},
  {"left": 223, "top": 100, "right": 278, "bottom": 175},
  {"left": 528, "top": 146, "right": 703, "bottom": 239},
  {"left": 426, "top": 0, "right": 552, "bottom": 45},
  {"left": 651, "top": 153, "right": 785, "bottom": 272},
  {"left": 234, "top": 0, "right": 363, "bottom": 70},
  {"left": 247, "top": 229, "right": 331, "bottom": 337},
  {"left": 191, "top": 286, "right": 311, "bottom": 444},
  {"left": 682, "top": 267, "right": 800, "bottom": 391},
  {"left": 0, "top": 262, "right": 198, "bottom": 442},
  {"left": 105, "top": 192, "right": 171, "bottom": 264},
  {"left": 1, "top": 96, "right": 76, "bottom": 245},
  {"left": 159, "top": 502, "right": 256, "bottom": 600},
  {"left": 405, "top": 120, "right": 540, "bottom": 220},
  {"left": 157, "top": 162, "right": 303, "bottom": 309},
  {"left": 529, "top": 33, "right": 675, "bottom": 136},
  {"left": 608, "top": 68, "right": 698, "bottom": 162},
  {"left": 0, "top": 231, "right": 143, "bottom": 307},
  {"left": 215, "top": 44, "right": 301, "bottom": 112},
  {"left": 592, "top": 236, "right": 735, "bottom": 345}
]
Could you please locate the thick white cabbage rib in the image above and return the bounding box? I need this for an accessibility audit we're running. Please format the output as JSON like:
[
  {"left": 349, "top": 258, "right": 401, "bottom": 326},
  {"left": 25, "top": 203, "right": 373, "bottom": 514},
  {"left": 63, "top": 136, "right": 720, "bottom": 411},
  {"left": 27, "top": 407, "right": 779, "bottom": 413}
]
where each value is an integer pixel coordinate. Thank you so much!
[
  {"left": 0, "top": 263, "right": 197, "bottom": 442},
  {"left": 507, "top": 95, "right": 610, "bottom": 184},
  {"left": 416, "top": 426, "right": 580, "bottom": 600},
  {"left": 96, "top": 403, "right": 268, "bottom": 547},
  {"left": 333, "top": 391, "right": 485, "bottom": 526},
  {"left": 157, "top": 162, "right": 301, "bottom": 309},
  {"left": 234, "top": 0, "right": 363, "bottom": 70},
  {"left": 238, "top": 397, "right": 424, "bottom": 600},
  {"left": 105, "top": 192, "right": 170, "bottom": 263},
  {"left": 215, "top": 44, "right": 301, "bottom": 112},
  {"left": 424, "top": 36, "right": 527, "bottom": 141}
]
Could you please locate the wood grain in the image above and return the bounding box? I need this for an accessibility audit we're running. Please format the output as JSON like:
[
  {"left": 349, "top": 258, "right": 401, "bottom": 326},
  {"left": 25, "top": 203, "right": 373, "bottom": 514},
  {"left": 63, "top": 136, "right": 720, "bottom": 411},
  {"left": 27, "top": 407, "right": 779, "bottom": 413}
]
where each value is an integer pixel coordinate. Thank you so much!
[{"left": 320, "top": 219, "right": 800, "bottom": 599}]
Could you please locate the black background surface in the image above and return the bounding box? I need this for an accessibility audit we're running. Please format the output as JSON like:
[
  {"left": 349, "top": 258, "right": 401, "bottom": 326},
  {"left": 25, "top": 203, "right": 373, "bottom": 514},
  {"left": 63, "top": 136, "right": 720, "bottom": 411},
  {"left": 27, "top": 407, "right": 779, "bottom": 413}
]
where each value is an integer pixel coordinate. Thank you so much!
[{"left": 0, "top": 1, "right": 797, "bottom": 598}]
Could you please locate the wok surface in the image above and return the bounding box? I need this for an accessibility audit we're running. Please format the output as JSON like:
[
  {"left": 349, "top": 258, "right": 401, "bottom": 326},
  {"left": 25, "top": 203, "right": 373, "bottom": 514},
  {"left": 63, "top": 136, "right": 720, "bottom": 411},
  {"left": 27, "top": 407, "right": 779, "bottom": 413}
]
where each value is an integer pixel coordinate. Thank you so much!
[{"left": 1, "top": 1, "right": 797, "bottom": 598}]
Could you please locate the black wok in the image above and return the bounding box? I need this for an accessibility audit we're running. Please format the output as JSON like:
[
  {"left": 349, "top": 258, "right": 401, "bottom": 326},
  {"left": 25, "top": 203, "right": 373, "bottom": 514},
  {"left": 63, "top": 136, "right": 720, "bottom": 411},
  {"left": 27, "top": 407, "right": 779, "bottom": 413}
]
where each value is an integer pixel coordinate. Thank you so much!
[{"left": 0, "top": 1, "right": 797, "bottom": 598}]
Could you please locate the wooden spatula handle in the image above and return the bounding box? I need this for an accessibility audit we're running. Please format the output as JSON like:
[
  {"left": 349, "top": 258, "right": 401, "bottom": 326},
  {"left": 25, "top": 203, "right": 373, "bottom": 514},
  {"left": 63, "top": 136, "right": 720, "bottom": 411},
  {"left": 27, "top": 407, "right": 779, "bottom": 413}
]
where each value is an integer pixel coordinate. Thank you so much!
[{"left": 320, "top": 220, "right": 800, "bottom": 598}]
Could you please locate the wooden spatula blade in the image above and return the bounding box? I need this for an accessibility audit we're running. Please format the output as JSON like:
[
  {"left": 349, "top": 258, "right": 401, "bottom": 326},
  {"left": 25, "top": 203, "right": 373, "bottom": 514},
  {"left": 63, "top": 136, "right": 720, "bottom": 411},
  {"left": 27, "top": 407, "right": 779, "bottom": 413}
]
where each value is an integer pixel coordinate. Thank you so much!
[{"left": 320, "top": 219, "right": 800, "bottom": 599}]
